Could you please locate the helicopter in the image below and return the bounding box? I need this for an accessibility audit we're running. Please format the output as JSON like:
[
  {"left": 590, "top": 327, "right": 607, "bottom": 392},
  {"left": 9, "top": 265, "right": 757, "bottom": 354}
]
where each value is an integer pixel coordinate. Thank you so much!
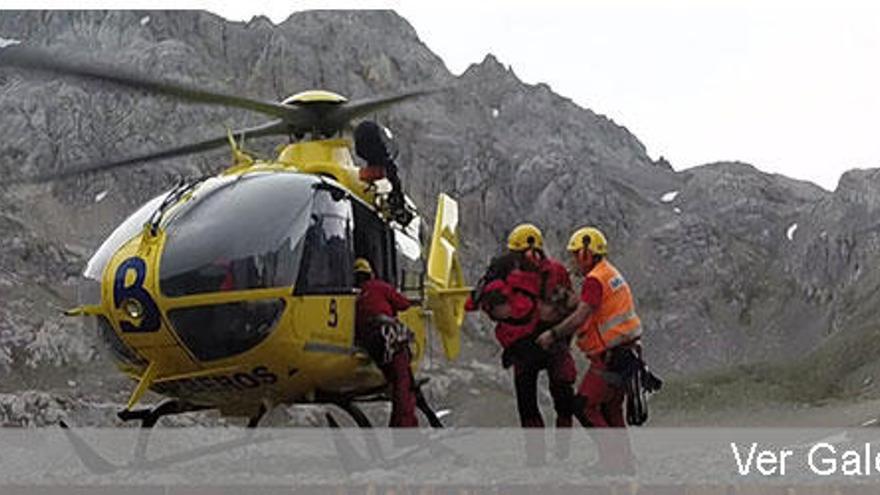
[{"left": 0, "top": 45, "right": 470, "bottom": 428}]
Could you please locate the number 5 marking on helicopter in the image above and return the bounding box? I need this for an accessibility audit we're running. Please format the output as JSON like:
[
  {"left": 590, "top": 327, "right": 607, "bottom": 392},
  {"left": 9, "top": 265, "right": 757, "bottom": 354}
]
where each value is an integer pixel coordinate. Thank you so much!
[
  {"left": 114, "top": 257, "right": 161, "bottom": 333},
  {"left": 327, "top": 298, "right": 338, "bottom": 328}
]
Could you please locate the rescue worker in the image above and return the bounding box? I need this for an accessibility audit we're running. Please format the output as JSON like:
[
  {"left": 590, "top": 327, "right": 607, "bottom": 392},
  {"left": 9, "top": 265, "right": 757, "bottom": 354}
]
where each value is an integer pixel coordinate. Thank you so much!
[
  {"left": 505, "top": 224, "right": 577, "bottom": 429},
  {"left": 354, "top": 257, "right": 418, "bottom": 427},
  {"left": 471, "top": 224, "right": 577, "bottom": 430},
  {"left": 536, "top": 226, "right": 640, "bottom": 472}
]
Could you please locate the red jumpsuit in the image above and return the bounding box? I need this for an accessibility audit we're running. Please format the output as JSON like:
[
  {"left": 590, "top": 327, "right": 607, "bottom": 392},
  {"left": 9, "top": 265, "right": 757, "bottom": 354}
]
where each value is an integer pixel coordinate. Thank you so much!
[
  {"left": 578, "top": 276, "right": 622, "bottom": 426},
  {"left": 511, "top": 257, "right": 576, "bottom": 429},
  {"left": 356, "top": 278, "right": 417, "bottom": 427},
  {"left": 473, "top": 257, "right": 577, "bottom": 428},
  {"left": 539, "top": 257, "right": 572, "bottom": 299},
  {"left": 576, "top": 266, "right": 640, "bottom": 428},
  {"left": 576, "top": 267, "right": 637, "bottom": 473}
]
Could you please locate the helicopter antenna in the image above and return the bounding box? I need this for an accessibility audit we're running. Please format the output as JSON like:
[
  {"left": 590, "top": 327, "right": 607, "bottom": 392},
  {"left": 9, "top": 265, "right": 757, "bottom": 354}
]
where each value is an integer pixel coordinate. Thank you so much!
[{"left": 225, "top": 129, "right": 254, "bottom": 167}]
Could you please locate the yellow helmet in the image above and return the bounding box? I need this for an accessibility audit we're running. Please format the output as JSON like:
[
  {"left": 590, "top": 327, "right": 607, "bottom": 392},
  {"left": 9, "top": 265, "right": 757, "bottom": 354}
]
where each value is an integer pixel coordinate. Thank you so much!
[
  {"left": 567, "top": 227, "right": 608, "bottom": 256},
  {"left": 507, "top": 223, "right": 543, "bottom": 251},
  {"left": 353, "top": 257, "right": 373, "bottom": 274}
]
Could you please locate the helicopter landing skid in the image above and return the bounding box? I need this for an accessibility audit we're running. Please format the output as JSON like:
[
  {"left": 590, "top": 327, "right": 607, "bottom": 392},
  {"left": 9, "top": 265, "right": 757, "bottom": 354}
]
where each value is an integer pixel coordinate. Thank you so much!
[
  {"left": 57, "top": 399, "right": 272, "bottom": 473},
  {"left": 320, "top": 376, "right": 444, "bottom": 428},
  {"left": 323, "top": 387, "right": 466, "bottom": 473},
  {"left": 415, "top": 386, "right": 444, "bottom": 428},
  {"left": 118, "top": 400, "right": 214, "bottom": 463},
  {"left": 117, "top": 399, "right": 211, "bottom": 428},
  {"left": 327, "top": 399, "right": 373, "bottom": 427}
]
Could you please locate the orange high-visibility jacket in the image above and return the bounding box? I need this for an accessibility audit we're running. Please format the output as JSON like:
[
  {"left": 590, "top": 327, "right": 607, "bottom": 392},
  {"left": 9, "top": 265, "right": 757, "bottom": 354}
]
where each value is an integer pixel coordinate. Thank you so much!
[{"left": 576, "top": 259, "right": 642, "bottom": 355}]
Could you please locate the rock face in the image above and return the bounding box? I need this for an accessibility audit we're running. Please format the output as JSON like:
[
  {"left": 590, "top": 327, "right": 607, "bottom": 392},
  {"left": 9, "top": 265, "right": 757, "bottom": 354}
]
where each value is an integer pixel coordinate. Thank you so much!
[{"left": 1, "top": 10, "right": 879, "bottom": 424}]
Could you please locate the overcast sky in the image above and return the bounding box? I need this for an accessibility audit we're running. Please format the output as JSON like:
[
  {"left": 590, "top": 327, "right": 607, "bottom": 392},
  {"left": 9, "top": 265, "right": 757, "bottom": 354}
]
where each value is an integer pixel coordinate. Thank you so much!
[
  {"left": 397, "top": 2, "right": 880, "bottom": 192},
  {"left": 14, "top": 0, "right": 878, "bottom": 190}
]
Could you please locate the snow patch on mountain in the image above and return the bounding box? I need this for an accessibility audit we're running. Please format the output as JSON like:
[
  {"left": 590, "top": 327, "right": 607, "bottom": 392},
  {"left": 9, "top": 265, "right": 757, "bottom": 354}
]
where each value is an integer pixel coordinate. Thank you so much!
[
  {"left": 0, "top": 37, "right": 21, "bottom": 48},
  {"left": 661, "top": 190, "right": 679, "bottom": 203}
]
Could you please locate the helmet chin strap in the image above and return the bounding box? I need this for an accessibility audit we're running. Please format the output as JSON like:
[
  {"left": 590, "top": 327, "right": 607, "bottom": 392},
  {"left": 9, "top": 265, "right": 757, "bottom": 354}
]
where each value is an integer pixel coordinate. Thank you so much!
[{"left": 577, "top": 249, "right": 595, "bottom": 273}]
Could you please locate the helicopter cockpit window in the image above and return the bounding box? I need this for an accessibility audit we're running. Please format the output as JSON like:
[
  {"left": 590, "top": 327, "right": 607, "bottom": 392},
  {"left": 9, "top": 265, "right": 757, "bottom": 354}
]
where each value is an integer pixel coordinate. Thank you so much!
[
  {"left": 159, "top": 173, "right": 314, "bottom": 297},
  {"left": 293, "top": 187, "right": 354, "bottom": 295}
]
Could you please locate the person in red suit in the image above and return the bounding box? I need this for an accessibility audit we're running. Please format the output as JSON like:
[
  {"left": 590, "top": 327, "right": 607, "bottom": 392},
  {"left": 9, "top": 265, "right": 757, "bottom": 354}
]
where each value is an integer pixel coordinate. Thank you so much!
[{"left": 354, "top": 257, "right": 418, "bottom": 427}]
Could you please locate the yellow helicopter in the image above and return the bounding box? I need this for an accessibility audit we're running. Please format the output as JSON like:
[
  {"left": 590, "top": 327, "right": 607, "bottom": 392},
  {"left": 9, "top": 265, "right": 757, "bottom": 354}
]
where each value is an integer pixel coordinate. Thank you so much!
[{"left": 1, "top": 46, "right": 470, "bottom": 428}]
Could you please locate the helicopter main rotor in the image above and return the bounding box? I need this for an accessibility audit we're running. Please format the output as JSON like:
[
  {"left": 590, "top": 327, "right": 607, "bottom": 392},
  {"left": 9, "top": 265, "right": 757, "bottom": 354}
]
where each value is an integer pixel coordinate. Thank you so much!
[{"left": 0, "top": 45, "right": 438, "bottom": 181}]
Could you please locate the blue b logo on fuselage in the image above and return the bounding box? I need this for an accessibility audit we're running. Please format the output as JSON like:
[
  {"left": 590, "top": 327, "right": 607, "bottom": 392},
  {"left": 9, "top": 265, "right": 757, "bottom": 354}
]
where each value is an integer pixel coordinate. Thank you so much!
[{"left": 114, "top": 257, "right": 161, "bottom": 333}]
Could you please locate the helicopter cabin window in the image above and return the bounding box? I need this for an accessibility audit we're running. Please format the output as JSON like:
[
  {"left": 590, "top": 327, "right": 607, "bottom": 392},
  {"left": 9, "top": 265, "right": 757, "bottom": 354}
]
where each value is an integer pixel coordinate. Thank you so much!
[
  {"left": 293, "top": 186, "right": 355, "bottom": 295},
  {"left": 159, "top": 173, "right": 314, "bottom": 297},
  {"left": 352, "top": 200, "right": 396, "bottom": 285},
  {"left": 395, "top": 226, "right": 424, "bottom": 301}
]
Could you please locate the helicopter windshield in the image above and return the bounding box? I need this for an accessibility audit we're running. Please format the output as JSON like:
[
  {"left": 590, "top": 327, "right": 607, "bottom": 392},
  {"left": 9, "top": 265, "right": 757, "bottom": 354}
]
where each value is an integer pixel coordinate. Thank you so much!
[
  {"left": 78, "top": 191, "right": 171, "bottom": 306},
  {"left": 159, "top": 173, "right": 316, "bottom": 297},
  {"left": 83, "top": 191, "right": 170, "bottom": 283}
]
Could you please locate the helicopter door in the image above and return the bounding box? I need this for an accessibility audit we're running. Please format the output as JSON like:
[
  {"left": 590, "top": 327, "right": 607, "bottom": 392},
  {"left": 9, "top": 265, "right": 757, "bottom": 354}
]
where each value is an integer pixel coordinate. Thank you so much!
[
  {"left": 352, "top": 200, "right": 396, "bottom": 285},
  {"left": 292, "top": 187, "right": 356, "bottom": 353}
]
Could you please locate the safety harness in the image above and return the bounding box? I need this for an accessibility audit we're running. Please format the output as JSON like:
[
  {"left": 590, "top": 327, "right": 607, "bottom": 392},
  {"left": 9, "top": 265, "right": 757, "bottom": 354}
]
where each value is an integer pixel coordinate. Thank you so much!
[
  {"left": 603, "top": 344, "right": 663, "bottom": 426},
  {"left": 359, "top": 314, "right": 414, "bottom": 366},
  {"left": 625, "top": 361, "right": 664, "bottom": 426}
]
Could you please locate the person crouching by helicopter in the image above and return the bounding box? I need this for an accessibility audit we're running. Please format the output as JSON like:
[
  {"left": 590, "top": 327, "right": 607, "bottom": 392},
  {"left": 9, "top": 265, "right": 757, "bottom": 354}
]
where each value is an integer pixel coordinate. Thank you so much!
[
  {"left": 468, "top": 224, "right": 578, "bottom": 430},
  {"left": 354, "top": 257, "right": 418, "bottom": 427}
]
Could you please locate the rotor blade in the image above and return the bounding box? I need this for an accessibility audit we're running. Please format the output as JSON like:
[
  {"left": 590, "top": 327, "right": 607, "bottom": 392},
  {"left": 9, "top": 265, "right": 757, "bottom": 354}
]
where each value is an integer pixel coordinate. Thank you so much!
[
  {"left": 326, "top": 87, "right": 443, "bottom": 127},
  {"left": 0, "top": 45, "right": 295, "bottom": 120},
  {"left": 21, "top": 120, "right": 288, "bottom": 183}
]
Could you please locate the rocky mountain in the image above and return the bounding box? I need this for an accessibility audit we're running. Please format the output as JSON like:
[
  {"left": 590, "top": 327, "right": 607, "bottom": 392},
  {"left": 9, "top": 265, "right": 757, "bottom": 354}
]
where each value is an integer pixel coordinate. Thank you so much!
[{"left": 1, "top": 10, "right": 879, "bottom": 424}]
